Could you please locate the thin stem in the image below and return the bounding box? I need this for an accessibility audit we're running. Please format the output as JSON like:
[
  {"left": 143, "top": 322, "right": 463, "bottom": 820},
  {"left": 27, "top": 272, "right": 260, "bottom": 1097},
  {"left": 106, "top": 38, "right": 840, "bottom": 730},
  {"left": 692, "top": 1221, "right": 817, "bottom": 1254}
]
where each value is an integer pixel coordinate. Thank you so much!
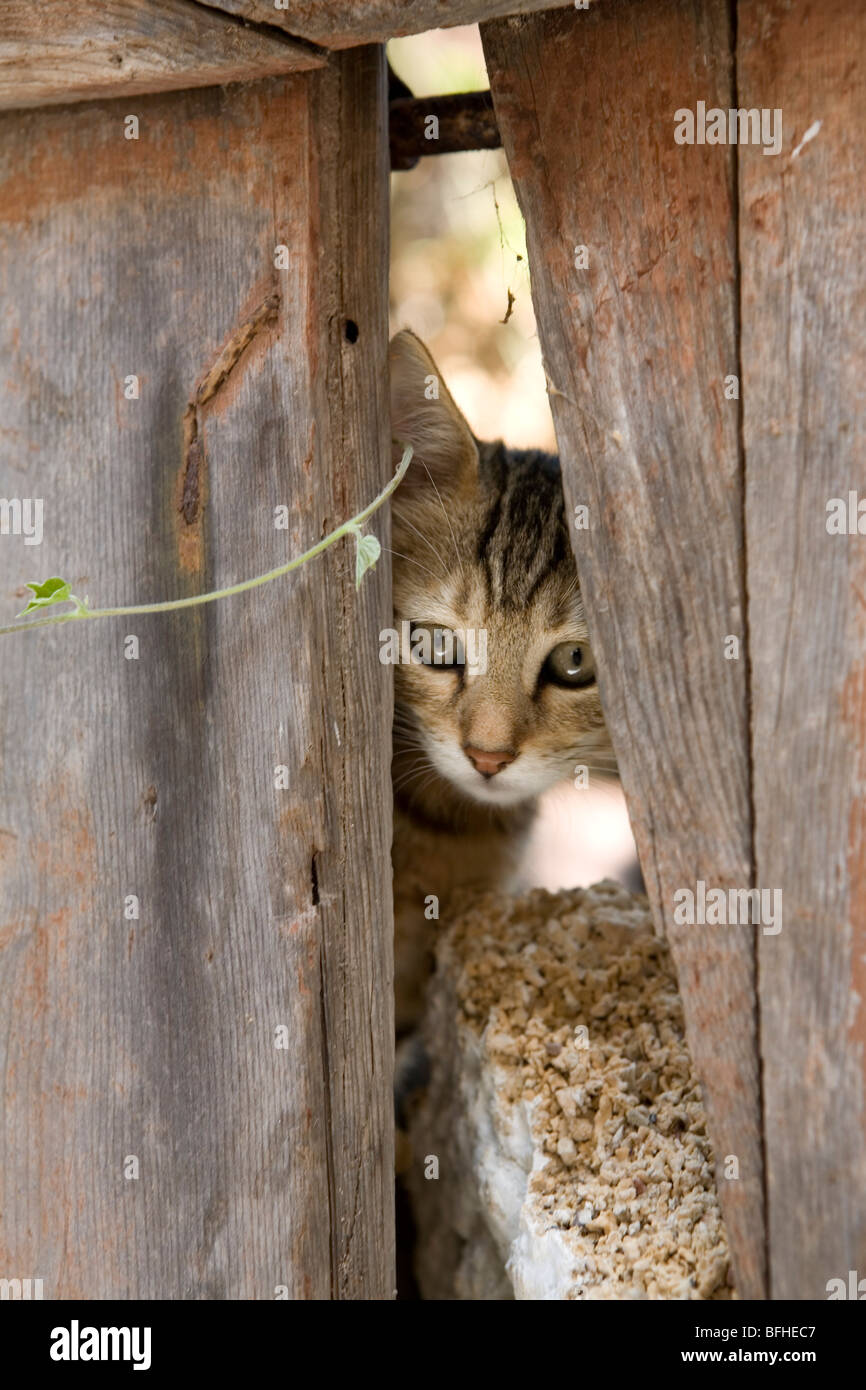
[{"left": 0, "top": 446, "right": 412, "bottom": 637}]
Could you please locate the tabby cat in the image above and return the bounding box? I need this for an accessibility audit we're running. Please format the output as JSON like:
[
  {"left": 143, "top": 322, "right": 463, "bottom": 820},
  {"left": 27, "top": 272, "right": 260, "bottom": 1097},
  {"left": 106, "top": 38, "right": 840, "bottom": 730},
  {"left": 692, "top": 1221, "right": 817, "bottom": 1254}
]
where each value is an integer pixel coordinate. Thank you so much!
[{"left": 389, "top": 331, "right": 614, "bottom": 1033}]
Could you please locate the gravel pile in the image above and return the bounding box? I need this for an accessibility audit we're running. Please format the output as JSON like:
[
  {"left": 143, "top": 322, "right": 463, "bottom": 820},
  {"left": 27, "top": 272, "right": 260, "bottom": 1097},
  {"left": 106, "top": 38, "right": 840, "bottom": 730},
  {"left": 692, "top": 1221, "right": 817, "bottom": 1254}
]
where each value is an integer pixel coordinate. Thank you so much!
[{"left": 407, "top": 881, "right": 735, "bottom": 1300}]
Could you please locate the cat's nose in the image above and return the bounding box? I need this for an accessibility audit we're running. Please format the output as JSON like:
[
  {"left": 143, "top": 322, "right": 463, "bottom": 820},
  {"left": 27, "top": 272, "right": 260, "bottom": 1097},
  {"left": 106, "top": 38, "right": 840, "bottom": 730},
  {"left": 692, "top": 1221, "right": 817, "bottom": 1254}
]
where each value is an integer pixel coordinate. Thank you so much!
[{"left": 464, "top": 745, "right": 517, "bottom": 778}]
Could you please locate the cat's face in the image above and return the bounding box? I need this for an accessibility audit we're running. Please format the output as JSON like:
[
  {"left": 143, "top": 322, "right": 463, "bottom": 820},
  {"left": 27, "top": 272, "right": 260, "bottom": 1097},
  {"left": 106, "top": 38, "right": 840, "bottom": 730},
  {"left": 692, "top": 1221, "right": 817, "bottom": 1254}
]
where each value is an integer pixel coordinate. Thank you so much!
[{"left": 390, "top": 331, "right": 612, "bottom": 811}]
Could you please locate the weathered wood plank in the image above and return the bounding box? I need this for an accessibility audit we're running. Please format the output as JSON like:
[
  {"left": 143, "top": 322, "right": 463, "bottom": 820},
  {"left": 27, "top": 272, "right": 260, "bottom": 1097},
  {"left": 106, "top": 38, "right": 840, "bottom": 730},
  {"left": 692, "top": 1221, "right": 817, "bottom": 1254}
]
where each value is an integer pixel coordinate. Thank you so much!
[
  {"left": 0, "top": 0, "right": 325, "bottom": 112},
  {"left": 484, "top": 0, "right": 765, "bottom": 1297},
  {"left": 738, "top": 0, "right": 866, "bottom": 1300},
  {"left": 0, "top": 49, "right": 393, "bottom": 1299},
  {"left": 205, "top": 0, "right": 574, "bottom": 49}
]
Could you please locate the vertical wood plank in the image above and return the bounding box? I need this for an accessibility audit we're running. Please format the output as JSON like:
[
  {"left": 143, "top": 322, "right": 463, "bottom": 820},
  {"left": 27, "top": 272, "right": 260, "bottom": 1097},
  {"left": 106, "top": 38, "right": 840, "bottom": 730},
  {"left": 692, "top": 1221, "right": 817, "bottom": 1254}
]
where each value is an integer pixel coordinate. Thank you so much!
[
  {"left": 307, "top": 44, "right": 396, "bottom": 1300},
  {"left": 0, "top": 49, "right": 393, "bottom": 1299},
  {"left": 738, "top": 0, "right": 866, "bottom": 1299},
  {"left": 484, "top": 0, "right": 766, "bottom": 1297}
]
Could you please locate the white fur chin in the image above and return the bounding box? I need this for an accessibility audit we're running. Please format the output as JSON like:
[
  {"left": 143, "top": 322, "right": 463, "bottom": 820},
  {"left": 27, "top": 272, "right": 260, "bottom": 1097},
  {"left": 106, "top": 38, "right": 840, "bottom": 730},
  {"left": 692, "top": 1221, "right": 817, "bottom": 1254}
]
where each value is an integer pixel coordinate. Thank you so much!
[{"left": 425, "top": 735, "right": 565, "bottom": 808}]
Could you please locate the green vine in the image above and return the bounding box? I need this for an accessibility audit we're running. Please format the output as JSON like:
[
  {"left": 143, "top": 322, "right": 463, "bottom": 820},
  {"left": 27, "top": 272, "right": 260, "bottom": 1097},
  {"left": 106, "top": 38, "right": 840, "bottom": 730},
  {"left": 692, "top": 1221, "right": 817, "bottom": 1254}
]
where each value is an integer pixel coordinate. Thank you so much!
[{"left": 0, "top": 446, "right": 412, "bottom": 637}]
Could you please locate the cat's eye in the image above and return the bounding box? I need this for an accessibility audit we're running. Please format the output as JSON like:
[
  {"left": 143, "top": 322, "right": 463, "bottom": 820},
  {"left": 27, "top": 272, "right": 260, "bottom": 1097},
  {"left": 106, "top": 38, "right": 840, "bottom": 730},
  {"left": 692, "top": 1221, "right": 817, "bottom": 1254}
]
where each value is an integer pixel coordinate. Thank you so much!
[
  {"left": 541, "top": 641, "right": 596, "bottom": 688},
  {"left": 411, "top": 625, "right": 464, "bottom": 669}
]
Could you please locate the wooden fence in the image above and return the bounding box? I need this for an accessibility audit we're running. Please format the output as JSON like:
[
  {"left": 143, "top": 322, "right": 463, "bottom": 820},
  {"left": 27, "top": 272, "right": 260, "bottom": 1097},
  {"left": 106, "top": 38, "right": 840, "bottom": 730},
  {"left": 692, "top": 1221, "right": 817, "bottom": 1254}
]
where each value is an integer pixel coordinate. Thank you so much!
[
  {"left": 0, "top": 23, "right": 393, "bottom": 1299},
  {"left": 483, "top": 0, "right": 866, "bottom": 1299},
  {"left": 0, "top": 0, "right": 863, "bottom": 1300}
]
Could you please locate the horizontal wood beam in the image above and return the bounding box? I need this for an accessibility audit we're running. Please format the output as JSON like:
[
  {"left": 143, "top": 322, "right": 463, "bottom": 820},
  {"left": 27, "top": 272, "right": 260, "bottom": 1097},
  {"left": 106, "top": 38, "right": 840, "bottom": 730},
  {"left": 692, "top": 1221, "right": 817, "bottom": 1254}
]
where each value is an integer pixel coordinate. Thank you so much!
[
  {"left": 390, "top": 91, "right": 500, "bottom": 169},
  {"left": 199, "top": 0, "right": 576, "bottom": 49},
  {"left": 0, "top": 0, "right": 325, "bottom": 113}
]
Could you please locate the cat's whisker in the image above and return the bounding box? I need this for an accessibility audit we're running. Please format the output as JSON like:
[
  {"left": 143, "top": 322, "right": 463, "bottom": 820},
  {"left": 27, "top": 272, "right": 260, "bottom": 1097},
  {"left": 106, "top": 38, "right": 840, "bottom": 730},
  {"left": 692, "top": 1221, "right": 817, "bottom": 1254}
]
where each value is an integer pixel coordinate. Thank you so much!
[
  {"left": 392, "top": 760, "right": 436, "bottom": 794},
  {"left": 403, "top": 770, "right": 445, "bottom": 802},
  {"left": 396, "top": 515, "right": 450, "bottom": 580},
  {"left": 392, "top": 720, "right": 428, "bottom": 742},
  {"left": 392, "top": 709, "right": 420, "bottom": 726},
  {"left": 420, "top": 462, "right": 466, "bottom": 581},
  {"left": 393, "top": 718, "right": 425, "bottom": 732},
  {"left": 381, "top": 547, "right": 443, "bottom": 585},
  {"left": 394, "top": 776, "right": 438, "bottom": 802},
  {"left": 392, "top": 724, "right": 430, "bottom": 746},
  {"left": 392, "top": 777, "right": 420, "bottom": 796},
  {"left": 393, "top": 742, "right": 429, "bottom": 758},
  {"left": 392, "top": 746, "right": 429, "bottom": 766}
]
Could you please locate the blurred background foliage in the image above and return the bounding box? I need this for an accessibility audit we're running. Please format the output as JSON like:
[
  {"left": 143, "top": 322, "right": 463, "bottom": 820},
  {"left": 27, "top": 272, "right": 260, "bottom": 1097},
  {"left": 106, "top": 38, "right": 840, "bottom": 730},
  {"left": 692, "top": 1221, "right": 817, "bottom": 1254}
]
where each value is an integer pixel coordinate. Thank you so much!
[{"left": 388, "top": 26, "right": 556, "bottom": 452}]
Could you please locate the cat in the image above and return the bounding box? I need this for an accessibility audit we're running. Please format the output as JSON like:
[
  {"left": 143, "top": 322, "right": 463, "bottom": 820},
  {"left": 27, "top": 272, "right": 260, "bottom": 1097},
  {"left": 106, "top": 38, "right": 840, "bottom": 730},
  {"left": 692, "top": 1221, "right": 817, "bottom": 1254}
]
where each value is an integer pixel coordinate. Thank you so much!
[{"left": 389, "top": 331, "right": 615, "bottom": 1035}]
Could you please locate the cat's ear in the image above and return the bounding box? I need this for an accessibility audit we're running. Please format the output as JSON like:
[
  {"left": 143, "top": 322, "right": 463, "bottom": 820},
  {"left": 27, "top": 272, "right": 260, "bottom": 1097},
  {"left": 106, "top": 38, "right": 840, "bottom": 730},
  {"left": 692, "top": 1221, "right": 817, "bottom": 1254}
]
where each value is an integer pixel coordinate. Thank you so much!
[{"left": 389, "top": 330, "right": 478, "bottom": 492}]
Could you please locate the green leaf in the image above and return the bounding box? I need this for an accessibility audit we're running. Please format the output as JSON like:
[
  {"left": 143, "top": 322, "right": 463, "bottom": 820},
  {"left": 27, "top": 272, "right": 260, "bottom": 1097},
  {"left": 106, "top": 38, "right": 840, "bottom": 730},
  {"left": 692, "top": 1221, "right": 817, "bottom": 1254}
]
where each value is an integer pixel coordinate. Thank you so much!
[
  {"left": 354, "top": 531, "right": 381, "bottom": 590},
  {"left": 17, "top": 576, "right": 73, "bottom": 617}
]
